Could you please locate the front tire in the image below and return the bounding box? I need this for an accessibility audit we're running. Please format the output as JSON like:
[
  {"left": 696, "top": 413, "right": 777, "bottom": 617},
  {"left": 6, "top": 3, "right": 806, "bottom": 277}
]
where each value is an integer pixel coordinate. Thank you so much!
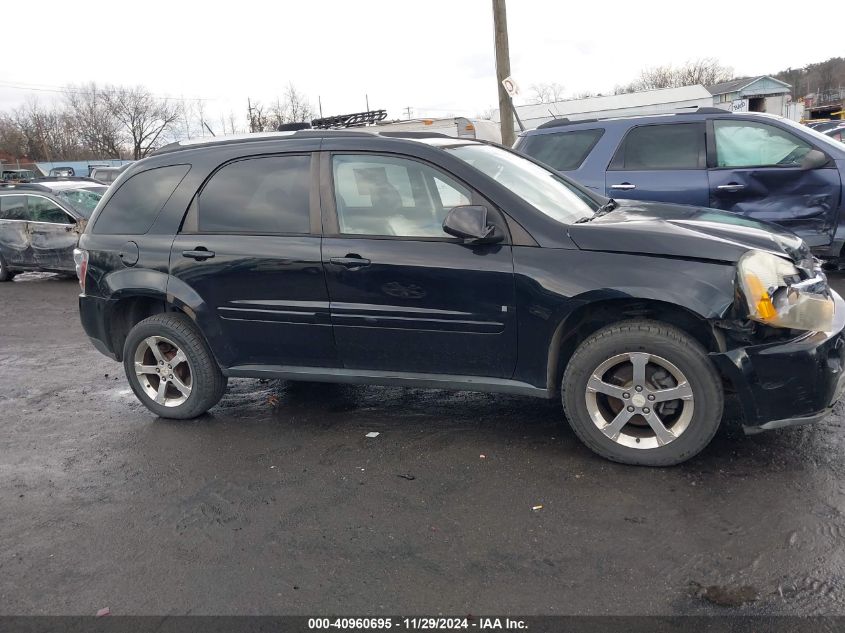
[
  {"left": 562, "top": 320, "right": 723, "bottom": 466},
  {"left": 123, "top": 313, "right": 227, "bottom": 419}
]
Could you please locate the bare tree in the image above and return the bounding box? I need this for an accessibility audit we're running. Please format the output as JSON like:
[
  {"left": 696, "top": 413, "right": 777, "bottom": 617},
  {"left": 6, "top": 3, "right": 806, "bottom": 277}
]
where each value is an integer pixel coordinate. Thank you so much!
[
  {"left": 475, "top": 106, "right": 496, "bottom": 120},
  {"left": 65, "top": 83, "right": 122, "bottom": 158},
  {"left": 269, "top": 83, "right": 314, "bottom": 128},
  {"left": 618, "top": 58, "right": 733, "bottom": 93},
  {"left": 530, "top": 82, "right": 565, "bottom": 104},
  {"left": 103, "top": 86, "right": 183, "bottom": 159},
  {"left": 247, "top": 99, "right": 270, "bottom": 132}
]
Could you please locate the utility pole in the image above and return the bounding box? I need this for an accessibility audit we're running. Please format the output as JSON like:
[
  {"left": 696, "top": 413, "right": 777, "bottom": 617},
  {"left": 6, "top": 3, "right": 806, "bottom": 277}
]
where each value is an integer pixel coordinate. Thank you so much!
[
  {"left": 492, "top": 0, "right": 515, "bottom": 146},
  {"left": 247, "top": 98, "right": 254, "bottom": 133},
  {"left": 405, "top": 106, "right": 413, "bottom": 120}
]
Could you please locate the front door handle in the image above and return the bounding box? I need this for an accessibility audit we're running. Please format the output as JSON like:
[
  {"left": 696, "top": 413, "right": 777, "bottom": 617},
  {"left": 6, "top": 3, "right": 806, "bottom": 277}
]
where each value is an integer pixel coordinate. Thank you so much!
[
  {"left": 610, "top": 183, "right": 636, "bottom": 190},
  {"left": 717, "top": 183, "right": 746, "bottom": 192},
  {"left": 330, "top": 256, "right": 371, "bottom": 269},
  {"left": 182, "top": 247, "right": 215, "bottom": 261}
]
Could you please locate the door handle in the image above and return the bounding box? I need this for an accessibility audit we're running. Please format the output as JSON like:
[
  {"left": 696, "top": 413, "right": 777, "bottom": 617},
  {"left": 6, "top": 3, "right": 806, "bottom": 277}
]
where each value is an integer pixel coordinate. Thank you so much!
[
  {"left": 182, "top": 247, "right": 215, "bottom": 261},
  {"left": 610, "top": 183, "right": 636, "bottom": 190},
  {"left": 330, "top": 256, "right": 371, "bottom": 269},
  {"left": 717, "top": 183, "right": 746, "bottom": 192}
]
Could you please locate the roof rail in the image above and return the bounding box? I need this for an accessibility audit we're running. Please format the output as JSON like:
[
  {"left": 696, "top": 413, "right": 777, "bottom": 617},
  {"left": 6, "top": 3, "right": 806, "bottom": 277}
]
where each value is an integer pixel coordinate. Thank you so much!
[
  {"left": 377, "top": 131, "right": 454, "bottom": 139},
  {"left": 152, "top": 129, "right": 378, "bottom": 156},
  {"left": 676, "top": 107, "right": 730, "bottom": 115},
  {"left": 536, "top": 118, "right": 597, "bottom": 129},
  {"left": 32, "top": 176, "right": 101, "bottom": 183}
]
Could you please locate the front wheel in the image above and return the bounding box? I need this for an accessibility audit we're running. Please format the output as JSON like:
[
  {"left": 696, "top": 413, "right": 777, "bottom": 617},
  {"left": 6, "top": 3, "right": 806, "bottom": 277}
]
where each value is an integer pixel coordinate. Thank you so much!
[
  {"left": 123, "top": 313, "right": 227, "bottom": 419},
  {"left": 562, "top": 320, "right": 723, "bottom": 466}
]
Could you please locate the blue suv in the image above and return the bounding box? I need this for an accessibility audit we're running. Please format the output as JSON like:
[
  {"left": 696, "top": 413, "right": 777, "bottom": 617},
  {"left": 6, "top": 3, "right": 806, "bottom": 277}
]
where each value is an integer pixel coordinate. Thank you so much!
[{"left": 515, "top": 109, "right": 845, "bottom": 260}]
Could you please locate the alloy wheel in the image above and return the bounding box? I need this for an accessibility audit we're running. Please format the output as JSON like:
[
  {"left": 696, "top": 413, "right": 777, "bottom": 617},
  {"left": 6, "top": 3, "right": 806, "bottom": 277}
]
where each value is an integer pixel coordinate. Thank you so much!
[
  {"left": 133, "top": 336, "right": 193, "bottom": 407},
  {"left": 584, "top": 352, "right": 694, "bottom": 449}
]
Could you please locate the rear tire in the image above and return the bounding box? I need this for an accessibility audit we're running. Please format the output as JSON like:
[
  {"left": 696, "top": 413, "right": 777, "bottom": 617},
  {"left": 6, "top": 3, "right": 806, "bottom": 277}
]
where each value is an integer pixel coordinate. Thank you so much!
[
  {"left": 562, "top": 319, "right": 723, "bottom": 466},
  {"left": 0, "top": 253, "right": 14, "bottom": 281},
  {"left": 123, "top": 313, "right": 227, "bottom": 419}
]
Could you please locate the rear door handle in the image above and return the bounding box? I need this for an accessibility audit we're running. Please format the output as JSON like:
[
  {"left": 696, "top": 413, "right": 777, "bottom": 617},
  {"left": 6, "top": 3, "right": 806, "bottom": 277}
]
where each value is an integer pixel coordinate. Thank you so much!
[
  {"left": 610, "top": 183, "right": 636, "bottom": 190},
  {"left": 330, "top": 256, "right": 371, "bottom": 269},
  {"left": 717, "top": 183, "right": 746, "bottom": 192},
  {"left": 182, "top": 247, "right": 215, "bottom": 260}
]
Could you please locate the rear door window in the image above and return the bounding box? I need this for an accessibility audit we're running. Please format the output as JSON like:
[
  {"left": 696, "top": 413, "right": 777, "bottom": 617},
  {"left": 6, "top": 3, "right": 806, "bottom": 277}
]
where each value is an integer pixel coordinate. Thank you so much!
[
  {"left": 0, "top": 195, "right": 29, "bottom": 220},
  {"left": 610, "top": 123, "right": 706, "bottom": 170},
  {"left": 28, "top": 196, "right": 73, "bottom": 224},
  {"left": 92, "top": 165, "right": 190, "bottom": 235},
  {"left": 519, "top": 129, "right": 604, "bottom": 171},
  {"left": 197, "top": 155, "right": 311, "bottom": 234}
]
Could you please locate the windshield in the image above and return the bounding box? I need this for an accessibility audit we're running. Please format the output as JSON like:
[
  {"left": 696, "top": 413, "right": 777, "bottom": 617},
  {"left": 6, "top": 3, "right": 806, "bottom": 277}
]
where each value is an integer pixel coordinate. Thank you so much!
[
  {"left": 780, "top": 117, "right": 845, "bottom": 153},
  {"left": 56, "top": 188, "right": 104, "bottom": 218},
  {"left": 444, "top": 143, "right": 600, "bottom": 224}
]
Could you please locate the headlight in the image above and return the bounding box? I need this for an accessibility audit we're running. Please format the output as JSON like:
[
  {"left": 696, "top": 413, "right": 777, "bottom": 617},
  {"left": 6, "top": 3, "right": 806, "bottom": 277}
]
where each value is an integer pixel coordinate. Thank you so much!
[{"left": 737, "top": 250, "right": 834, "bottom": 332}]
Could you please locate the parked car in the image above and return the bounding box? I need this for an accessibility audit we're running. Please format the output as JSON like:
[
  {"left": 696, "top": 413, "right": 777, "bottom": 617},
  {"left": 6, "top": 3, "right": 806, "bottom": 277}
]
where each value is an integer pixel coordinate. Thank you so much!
[
  {"left": 90, "top": 164, "right": 131, "bottom": 184},
  {"left": 515, "top": 109, "right": 845, "bottom": 262},
  {"left": 823, "top": 124, "right": 845, "bottom": 143},
  {"left": 75, "top": 131, "right": 844, "bottom": 466},
  {"left": 49, "top": 166, "right": 76, "bottom": 177},
  {"left": 0, "top": 179, "right": 106, "bottom": 280},
  {"left": 1, "top": 169, "right": 37, "bottom": 183}
]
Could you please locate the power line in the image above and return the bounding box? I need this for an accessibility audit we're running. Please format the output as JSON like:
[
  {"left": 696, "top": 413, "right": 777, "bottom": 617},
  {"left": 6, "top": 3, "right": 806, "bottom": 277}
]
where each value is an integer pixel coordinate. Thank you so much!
[{"left": 0, "top": 80, "right": 218, "bottom": 102}]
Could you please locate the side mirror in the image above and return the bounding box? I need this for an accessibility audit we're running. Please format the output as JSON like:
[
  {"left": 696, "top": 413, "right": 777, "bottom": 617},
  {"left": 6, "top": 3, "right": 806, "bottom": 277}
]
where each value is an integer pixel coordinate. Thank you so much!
[
  {"left": 801, "top": 149, "right": 828, "bottom": 170},
  {"left": 442, "top": 205, "right": 503, "bottom": 244}
]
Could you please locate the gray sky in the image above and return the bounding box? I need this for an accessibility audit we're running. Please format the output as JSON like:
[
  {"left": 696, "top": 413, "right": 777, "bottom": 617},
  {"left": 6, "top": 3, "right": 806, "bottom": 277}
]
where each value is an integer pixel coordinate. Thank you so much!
[{"left": 1, "top": 0, "right": 839, "bottom": 130}]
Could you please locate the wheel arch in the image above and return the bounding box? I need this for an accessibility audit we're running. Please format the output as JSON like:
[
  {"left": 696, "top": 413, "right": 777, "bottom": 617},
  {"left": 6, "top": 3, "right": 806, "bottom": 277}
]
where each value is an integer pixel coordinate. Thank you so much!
[
  {"left": 104, "top": 273, "right": 227, "bottom": 365},
  {"left": 545, "top": 297, "right": 725, "bottom": 395}
]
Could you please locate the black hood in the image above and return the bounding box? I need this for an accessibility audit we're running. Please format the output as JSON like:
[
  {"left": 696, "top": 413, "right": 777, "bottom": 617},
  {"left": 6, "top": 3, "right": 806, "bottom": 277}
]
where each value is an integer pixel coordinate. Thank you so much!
[{"left": 567, "top": 201, "right": 811, "bottom": 264}]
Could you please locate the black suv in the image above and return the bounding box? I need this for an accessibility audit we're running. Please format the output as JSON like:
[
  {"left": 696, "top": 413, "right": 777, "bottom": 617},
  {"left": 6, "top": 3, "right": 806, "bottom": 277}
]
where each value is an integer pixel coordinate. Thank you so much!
[{"left": 75, "top": 131, "right": 845, "bottom": 466}]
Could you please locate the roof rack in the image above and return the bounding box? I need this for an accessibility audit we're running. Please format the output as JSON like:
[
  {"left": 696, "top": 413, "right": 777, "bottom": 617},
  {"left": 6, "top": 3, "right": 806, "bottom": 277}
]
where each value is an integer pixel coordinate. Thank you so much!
[{"left": 311, "top": 109, "right": 387, "bottom": 129}]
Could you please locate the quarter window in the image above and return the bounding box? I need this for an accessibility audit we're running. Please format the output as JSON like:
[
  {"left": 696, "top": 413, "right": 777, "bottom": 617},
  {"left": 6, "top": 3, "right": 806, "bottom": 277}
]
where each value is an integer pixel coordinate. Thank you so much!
[
  {"left": 332, "top": 154, "right": 471, "bottom": 238},
  {"left": 93, "top": 164, "right": 190, "bottom": 235},
  {"left": 610, "top": 123, "right": 705, "bottom": 170},
  {"left": 714, "top": 120, "right": 813, "bottom": 167},
  {"left": 198, "top": 156, "right": 311, "bottom": 234},
  {"left": 519, "top": 129, "right": 604, "bottom": 171}
]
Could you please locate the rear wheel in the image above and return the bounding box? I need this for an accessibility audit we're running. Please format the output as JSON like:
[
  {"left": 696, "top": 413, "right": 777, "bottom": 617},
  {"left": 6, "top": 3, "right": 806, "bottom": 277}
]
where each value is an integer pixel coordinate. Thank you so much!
[
  {"left": 0, "top": 253, "right": 15, "bottom": 282},
  {"left": 562, "top": 320, "right": 723, "bottom": 466},
  {"left": 123, "top": 313, "right": 227, "bottom": 419}
]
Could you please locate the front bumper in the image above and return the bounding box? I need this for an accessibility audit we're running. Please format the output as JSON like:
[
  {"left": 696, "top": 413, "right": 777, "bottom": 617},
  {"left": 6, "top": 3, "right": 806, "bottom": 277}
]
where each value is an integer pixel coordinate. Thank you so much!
[{"left": 711, "top": 290, "right": 845, "bottom": 434}]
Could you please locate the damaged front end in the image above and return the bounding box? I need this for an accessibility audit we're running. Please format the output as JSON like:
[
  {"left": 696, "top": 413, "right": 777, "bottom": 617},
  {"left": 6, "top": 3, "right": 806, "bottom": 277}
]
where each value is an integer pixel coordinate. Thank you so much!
[{"left": 710, "top": 250, "right": 845, "bottom": 434}]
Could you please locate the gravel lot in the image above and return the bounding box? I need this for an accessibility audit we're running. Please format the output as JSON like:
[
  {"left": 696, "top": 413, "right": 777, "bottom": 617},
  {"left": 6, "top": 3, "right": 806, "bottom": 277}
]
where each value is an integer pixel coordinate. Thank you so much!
[{"left": 2, "top": 274, "right": 845, "bottom": 615}]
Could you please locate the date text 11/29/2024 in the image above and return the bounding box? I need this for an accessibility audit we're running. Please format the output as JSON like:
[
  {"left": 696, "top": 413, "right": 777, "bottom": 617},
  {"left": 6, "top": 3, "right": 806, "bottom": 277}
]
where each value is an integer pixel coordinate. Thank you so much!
[{"left": 307, "top": 617, "right": 527, "bottom": 630}]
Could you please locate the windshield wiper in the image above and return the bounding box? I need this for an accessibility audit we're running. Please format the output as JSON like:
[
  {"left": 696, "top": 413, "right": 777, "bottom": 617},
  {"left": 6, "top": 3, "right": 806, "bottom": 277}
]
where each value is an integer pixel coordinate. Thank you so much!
[
  {"left": 595, "top": 198, "right": 618, "bottom": 216},
  {"left": 574, "top": 198, "right": 618, "bottom": 224}
]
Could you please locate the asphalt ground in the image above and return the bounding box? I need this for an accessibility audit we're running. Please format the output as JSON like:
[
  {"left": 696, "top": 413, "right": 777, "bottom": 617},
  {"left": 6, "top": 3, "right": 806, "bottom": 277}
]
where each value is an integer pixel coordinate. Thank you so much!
[{"left": 1, "top": 273, "right": 845, "bottom": 616}]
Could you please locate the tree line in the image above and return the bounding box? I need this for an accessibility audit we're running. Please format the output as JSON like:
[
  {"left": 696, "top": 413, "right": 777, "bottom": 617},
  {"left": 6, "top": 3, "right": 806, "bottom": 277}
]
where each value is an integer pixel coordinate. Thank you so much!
[
  {"left": 0, "top": 83, "right": 314, "bottom": 162},
  {"left": 529, "top": 56, "right": 845, "bottom": 106}
]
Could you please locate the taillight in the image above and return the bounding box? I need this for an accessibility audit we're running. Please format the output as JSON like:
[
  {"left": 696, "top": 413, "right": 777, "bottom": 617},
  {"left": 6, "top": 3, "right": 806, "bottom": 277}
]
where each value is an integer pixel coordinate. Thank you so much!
[{"left": 73, "top": 248, "right": 88, "bottom": 293}]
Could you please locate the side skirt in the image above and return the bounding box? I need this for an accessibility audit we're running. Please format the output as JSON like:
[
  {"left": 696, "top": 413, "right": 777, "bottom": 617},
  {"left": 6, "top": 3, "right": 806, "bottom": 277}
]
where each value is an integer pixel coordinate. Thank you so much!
[{"left": 223, "top": 364, "right": 551, "bottom": 399}]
